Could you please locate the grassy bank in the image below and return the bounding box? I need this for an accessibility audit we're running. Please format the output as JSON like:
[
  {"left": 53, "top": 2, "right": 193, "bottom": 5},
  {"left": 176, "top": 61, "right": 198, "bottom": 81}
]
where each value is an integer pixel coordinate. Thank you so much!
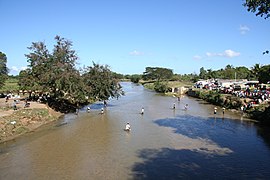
[
  {"left": 0, "top": 77, "right": 19, "bottom": 93},
  {"left": 142, "top": 80, "right": 193, "bottom": 91}
]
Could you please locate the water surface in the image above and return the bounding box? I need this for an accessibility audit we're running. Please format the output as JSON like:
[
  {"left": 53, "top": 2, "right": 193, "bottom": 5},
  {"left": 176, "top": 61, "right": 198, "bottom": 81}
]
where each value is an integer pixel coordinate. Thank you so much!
[{"left": 1, "top": 82, "right": 270, "bottom": 179}]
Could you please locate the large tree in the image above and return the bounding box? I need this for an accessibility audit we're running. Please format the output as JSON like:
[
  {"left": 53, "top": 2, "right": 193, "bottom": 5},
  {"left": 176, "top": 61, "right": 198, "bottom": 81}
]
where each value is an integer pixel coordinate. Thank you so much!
[
  {"left": 0, "top": 51, "right": 8, "bottom": 89},
  {"left": 142, "top": 67, "right": 173, "bottom": 81},
  {"left": 25, "top": 36, "right": 88, "bottom": 111}
]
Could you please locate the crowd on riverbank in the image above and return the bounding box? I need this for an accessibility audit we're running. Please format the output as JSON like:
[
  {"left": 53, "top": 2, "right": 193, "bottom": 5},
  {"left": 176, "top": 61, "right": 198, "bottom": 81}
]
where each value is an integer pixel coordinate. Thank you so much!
[
  {"left": 188, "top": 86, "right": 270, "bottom": 124},
  {"left": 0, "top": 97, "right": 63, "bottom": 144}
]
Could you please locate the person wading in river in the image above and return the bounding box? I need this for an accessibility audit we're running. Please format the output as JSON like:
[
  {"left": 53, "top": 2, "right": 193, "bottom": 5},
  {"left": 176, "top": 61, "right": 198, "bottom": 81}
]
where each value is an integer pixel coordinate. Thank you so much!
[
  {"left": 141, "top": 107, "right": 144, "bottom": 115},
  {"left": 125, "top": 122, "right": 131, "bottom": 131},
  {"left": 214, "top": 107, "right": 217, "bottom": 115}
]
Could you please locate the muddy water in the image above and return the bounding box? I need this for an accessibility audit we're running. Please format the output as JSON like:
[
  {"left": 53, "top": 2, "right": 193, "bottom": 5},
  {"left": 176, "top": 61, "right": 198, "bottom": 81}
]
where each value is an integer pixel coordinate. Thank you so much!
[{"left": 1, "top": 82, "right": 270, "bottom": 179}]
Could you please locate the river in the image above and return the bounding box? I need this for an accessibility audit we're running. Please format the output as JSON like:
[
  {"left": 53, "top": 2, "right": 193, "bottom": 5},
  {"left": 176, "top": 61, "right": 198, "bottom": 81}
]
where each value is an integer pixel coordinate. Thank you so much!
[{"left": 1, "top": 82, "right": 270, "bottom": 179}]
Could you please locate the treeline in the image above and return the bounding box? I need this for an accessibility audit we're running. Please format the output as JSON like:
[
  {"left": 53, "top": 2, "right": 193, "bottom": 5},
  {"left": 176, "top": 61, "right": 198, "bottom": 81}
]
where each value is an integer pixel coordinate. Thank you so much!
[
  {"left": 198, "top": 65, "right": 270, "bottom": 83},
  {"left": 127, "top": 65, "right": 270, "bottom": 85}
]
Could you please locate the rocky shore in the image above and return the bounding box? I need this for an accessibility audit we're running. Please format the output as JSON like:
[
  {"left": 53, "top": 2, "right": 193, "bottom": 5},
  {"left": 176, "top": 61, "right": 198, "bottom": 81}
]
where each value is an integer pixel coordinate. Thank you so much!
[{"left": 0, "top": 99, "right": 63, "bottom": 144}]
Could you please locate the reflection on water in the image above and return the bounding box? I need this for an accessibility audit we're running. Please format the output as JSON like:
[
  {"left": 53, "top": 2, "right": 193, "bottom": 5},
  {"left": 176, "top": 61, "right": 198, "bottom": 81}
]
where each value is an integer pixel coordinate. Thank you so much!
[{"left": 1, "top": 82, "right": 270, "bottom": 179}]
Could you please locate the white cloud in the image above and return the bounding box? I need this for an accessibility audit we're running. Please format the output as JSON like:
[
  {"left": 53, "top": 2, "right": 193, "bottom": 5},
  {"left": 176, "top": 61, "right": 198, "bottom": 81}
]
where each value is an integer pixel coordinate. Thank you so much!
[
  {"left": 9, "top": 66, "right": 28, "bottom": 74},
  {"left": 239, "top": 25, "right": 250, "bottom": 34},
  {"left": 224, "top": 49, "right": 240, "bottom": 58},
  {"left": 206, "top": 50, "right": 240, "bottom": 58},
  {"left": 10, "top": 66, "right": 19, "bottom": 71},
  {"left": 129, "top": 50, "right": 144, "bottom": 56},
  {"left": 193, "top": 55, "right": 202, "bottom": 60}
]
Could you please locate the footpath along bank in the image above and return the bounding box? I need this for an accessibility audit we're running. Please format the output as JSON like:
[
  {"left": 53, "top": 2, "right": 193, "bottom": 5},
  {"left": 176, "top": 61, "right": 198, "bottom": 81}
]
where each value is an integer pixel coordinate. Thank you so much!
[{"left": 0, "top": 98, "right": 63, "bottom": 144}]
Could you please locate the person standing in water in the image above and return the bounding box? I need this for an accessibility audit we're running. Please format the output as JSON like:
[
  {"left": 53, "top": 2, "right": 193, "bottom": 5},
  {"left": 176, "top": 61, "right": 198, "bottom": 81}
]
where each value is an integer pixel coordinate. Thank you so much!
[
  {"left": 214, "top": 107, "right": 217, "bottom": 115},
  {"left": 222, "top": 107, "right": 225, "bottom": 115},
  {"left": 141, "top": 107, "right": 144, "bottom": 115},
  {"left": 101, "top": 107, "right": 104, "bottom": 114},
  {"left": 125, "top": 122, "right": 131, "bottom": 131},
  {"left": 184, "top": 104, "right": 188, "bottom": 110},
  {"left": 173, "top": 103, "right": 176, "bottom": 109}
]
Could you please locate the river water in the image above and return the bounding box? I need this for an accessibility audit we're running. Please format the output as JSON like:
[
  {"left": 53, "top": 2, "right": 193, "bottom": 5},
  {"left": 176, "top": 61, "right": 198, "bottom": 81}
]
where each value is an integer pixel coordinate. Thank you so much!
[{"left": 1, "top": 82, "right": 270, "bottom": 179}]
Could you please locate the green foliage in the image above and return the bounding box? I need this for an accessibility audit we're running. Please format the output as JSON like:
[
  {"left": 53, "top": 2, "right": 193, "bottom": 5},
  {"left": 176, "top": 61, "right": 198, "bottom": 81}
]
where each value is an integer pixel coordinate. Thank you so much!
[
  {"left": 82, "top": 62, "right": 124, "bottom": 101},
  {"left": 0, "top": 76, "right": 20, "bottom": 93},
  {"left": 192, "top": 89, "right": 242, "bottom": 109},
  {"left": 143, "top": 67, "right": 173, "bottom": 81},
  {"left": 18, "top": 68, "right": 37, "bottom": 91},
  {"left": 248, "top": 105, "right": 270, "bottom": 124},
  {"left": 23, "top": 36, "right": 124, "bottom": 112},
  {"left": 25, "top": 36, "right": 88, "bottom": 106},
  {"left": 197, "top": 64, "right": 263, "bottom": 80},
  {"left": 112, "top": 72, "right": 124, "bottom": 79},
  {"left": 0, "top": 51, "right": 8, "bottom": 88},
  {"left": 130, "top": 74, "right": 141, "bottom": 83},
  {"left": 244, "top": 0, "right": 270, "bottom": 19},
  {"left": 180, "top": 73, "right": 199, "bottom": 83},
  {"left": 154, "top": 81, "right": 169, "bottom": 93},
  {"left": 258, "top": 64, "right": 270, "bottom": 83},
  {"left": 199, "top": 67, "right": 207, "bottom": 79}
]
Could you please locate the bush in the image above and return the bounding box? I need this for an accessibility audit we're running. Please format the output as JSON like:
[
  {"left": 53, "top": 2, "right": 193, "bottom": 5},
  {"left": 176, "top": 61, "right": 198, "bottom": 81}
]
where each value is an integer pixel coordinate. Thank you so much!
[{"left": 154, "top": 81, "right": 169, "bottom": 93}]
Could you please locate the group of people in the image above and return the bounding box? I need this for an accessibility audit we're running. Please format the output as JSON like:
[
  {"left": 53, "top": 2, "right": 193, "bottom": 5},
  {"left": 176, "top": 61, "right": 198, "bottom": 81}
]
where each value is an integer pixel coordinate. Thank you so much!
[
  {"left": 214, "top": 106, "right": 226, "bottom": 115},
  {"left": 172, "top": 102, "right": 188, "bottom": 110}
]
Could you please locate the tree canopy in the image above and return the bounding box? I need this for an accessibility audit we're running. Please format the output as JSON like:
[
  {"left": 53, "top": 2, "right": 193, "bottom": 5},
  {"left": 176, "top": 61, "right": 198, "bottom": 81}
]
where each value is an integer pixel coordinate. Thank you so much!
[
  {"left": 143, "top": 67, "right": 173, "bottom": 81},
  {"left": 258, "top": 64, "right": 270, "bottom": 83},
  {"left": 198, "top": 64, "right": 254, "bottom": 80},
  {"left": 22, "top": 36, "right": 124, "bottom": 112},
  {"left": 0, "top": 51, "right": 8, "bottom": 89},
  {"left": 244, "top": 0, "right": 270, "bottom": 19},
  {"left": 82, "top": 62, "right": 124, "bottom": 102}
]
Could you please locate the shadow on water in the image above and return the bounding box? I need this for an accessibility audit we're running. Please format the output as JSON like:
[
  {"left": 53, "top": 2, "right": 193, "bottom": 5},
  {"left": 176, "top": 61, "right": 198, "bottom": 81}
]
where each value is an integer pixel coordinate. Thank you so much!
[
  {"left": 131, "top": 115, "right": 270, "bottom": 179},
  {"left": 256, "top": 126, "right": 270, "bottom": 149},
  {"left": 157, "top": 115, "right": 263, "bottom": 150},
  {"left": 132, "top": 148, "right": 265, "bottom": 179}
]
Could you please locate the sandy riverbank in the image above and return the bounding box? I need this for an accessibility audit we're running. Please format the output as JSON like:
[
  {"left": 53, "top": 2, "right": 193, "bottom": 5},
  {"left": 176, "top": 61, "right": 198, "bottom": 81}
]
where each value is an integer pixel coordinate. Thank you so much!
[{"left": 0, "top": 98, "right": 63, "bottom": 144}]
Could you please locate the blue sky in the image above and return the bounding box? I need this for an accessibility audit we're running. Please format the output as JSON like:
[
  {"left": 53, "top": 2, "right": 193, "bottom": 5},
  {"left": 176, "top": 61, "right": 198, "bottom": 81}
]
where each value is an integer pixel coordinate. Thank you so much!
[{"left": 0, "top": 0, "right": 269, "bottom": 75}]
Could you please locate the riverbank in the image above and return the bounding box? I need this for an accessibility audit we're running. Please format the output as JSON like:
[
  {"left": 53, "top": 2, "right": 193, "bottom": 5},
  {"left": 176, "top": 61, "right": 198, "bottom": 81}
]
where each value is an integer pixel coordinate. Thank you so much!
[
  {"left": 187, "top": 88, "right": 270, "bottom": 125},
  {"left": 0, "top": 98, "right": 63, "bottom": 144}
]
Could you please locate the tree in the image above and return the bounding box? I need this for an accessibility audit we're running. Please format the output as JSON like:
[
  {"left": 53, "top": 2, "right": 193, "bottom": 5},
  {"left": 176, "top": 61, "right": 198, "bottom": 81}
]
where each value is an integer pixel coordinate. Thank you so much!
[
  {"left": 18, "top": 68, "right": 38, "bottom": 92},
  {"left": 130, "top": 74, "right": 141, "bottom": 83},
  {"left": 244, "top": 0, "right": 270, "bottom": 19},
  {"left": 224, "top": 64, "right": 235, "bottom": 79},
  {"left": 235, "top": 66, "right": 252, "bottom": 79},
  {"left": 142, "top": 67, "right": 173, "bottom": 81},
  {"left": 25, "top": 36, "right": 88, "bottom": 111},
  {"left": 0, "top": 51, "right": 8, "bottom": 89},
  {"left": 244, "top": 1, "right": 270, "bottom": 54},
  {"left": 154, "top": 81, "right": 169, "bottom": 93},
  {"left": 251, "top": 63, "right": 261, "bottom": 79},
  {"left": 82, "top": 62, "right": 124, "bottom": 102},
  {"left": 258, "top": 64, "right": 270, "bottom": 83},
  {"left": 199, "top": 67, "right": 207, "bottom": 79}
]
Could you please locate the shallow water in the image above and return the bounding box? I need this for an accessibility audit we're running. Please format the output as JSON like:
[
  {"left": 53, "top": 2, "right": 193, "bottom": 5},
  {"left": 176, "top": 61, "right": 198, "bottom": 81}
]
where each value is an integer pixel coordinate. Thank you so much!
[{"left": 1, "top": 82, "right": 270, "bottom": 179}]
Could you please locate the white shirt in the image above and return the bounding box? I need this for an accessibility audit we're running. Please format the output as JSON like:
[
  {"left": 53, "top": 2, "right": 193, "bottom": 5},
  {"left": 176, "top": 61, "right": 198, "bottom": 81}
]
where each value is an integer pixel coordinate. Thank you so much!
[{"left": 125, "top": 124, "right": 131, "bottom": 130}]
